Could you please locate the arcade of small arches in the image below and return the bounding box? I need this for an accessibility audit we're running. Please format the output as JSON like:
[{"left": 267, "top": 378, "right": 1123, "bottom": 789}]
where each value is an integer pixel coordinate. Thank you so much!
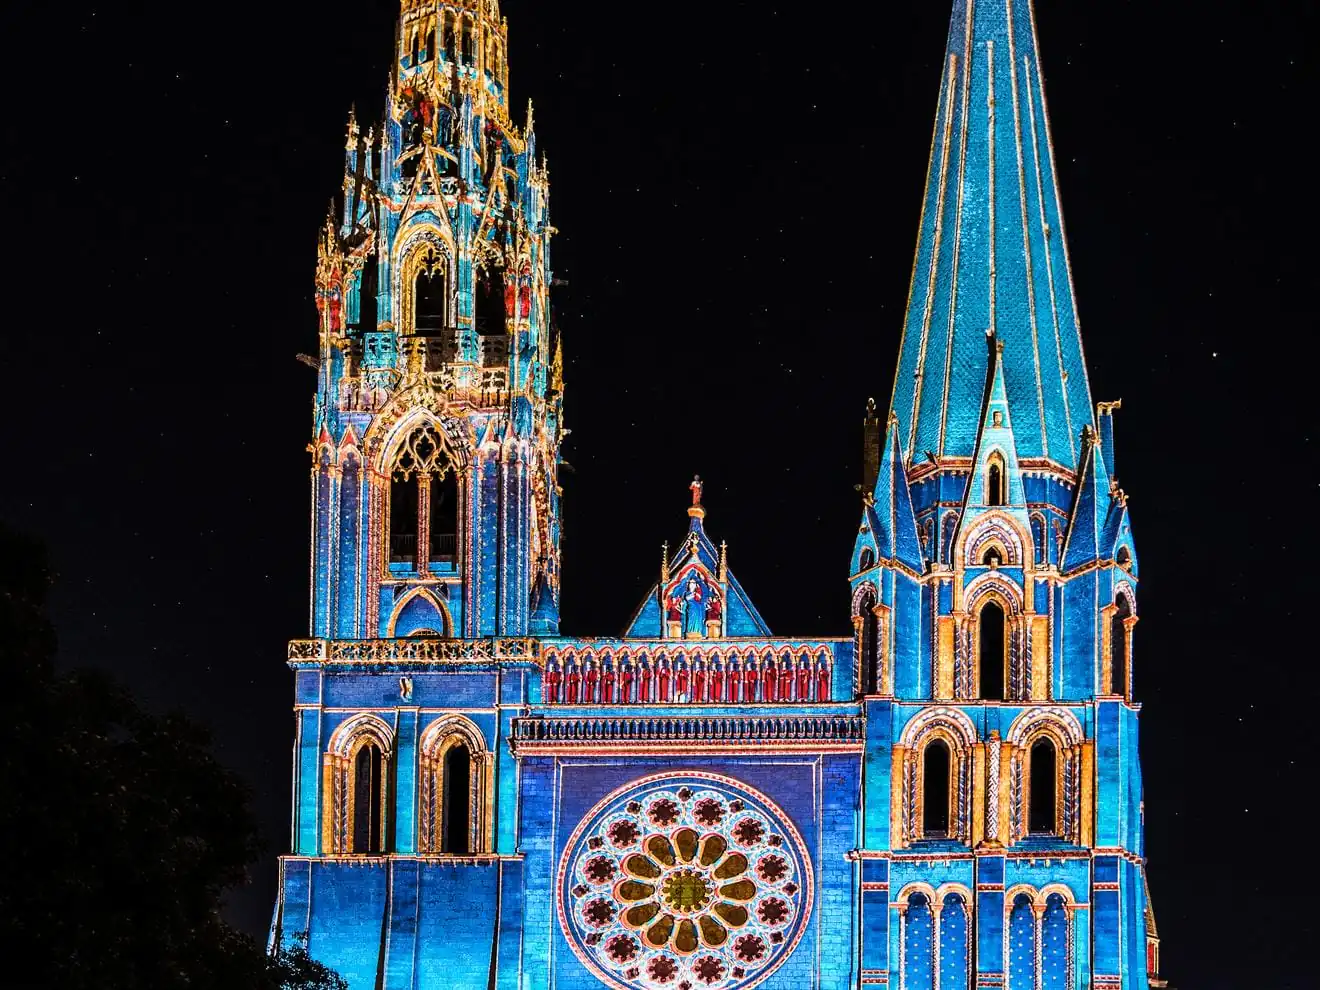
[
  {"left": 893, "top": 883, "right": 1081, "bottom": 990},
  {"left": 398, "top": 0, "right": 508, "bottom": 88},
  {"left": 894, "top": 707, "right": 1090, "bottom": 849},
  {"left": 322, "top": 713, "right": 493, "bottom": 857},
  {"left": 542, "top": 647, "right": 834, "bottom": 706}
]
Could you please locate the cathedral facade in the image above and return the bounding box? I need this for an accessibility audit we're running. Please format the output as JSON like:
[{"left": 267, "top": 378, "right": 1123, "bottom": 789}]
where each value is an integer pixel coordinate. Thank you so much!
[{"left": 270, "top": 2, "right": 1167, "bottom": 988}]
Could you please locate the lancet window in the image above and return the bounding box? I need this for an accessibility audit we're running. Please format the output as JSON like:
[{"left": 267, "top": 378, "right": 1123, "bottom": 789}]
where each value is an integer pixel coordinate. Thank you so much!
[
  {"left": 324, "top": 717, "right": 393, "bottom": 856},
  {"left": 388, "top": 424, "right": 460, "bottom": 570},
  {"left": 1109, "top": 594, "right": 1133, "bottom": 698},
  {"left": 414, "top": 252, "right": 448, "bottom": 333},
  {"left": 987, "top": 453, "right": 1006, "bottom": 506},
  {"left": 900, "top": 708, "right": 975, "bottom": 846},
  {"left": 978, "top": 600, "right": 1006, "bottom": 701},
  {"left": 854, "top": 586, "right": 881, "bottom": 696},
  {"left": 1006, "top": 709, "right": 1085, "bottom": 845},
  {"left": 418, "top": 717, "right": 492, "bottom": 855}
]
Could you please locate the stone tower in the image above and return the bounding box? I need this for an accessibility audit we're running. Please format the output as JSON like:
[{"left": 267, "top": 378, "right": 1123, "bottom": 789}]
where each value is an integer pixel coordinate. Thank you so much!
[
  {"left": 848, "top": 1, "right": 1164, "bottom": 986},
  {"left": 271, "top": 2, "right": 1167, "bottom": 988}
]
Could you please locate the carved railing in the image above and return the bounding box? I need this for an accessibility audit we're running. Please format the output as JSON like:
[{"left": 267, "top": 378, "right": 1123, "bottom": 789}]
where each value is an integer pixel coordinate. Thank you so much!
[
  {"left": 509, "top": 715, "right": 865, "bottom": 754},
  {"left": 288, "top": 637, "right": 538, "bottom": 664}
]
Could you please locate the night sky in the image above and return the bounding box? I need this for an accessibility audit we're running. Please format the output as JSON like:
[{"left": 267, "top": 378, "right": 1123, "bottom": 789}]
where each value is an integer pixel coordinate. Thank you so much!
[{"left": 0, "top": 2, "right": 1310, "bottom": 986}]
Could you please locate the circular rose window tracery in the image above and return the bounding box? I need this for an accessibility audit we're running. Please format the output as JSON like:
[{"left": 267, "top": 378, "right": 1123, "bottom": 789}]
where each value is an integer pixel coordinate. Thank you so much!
[{"left": 558, "top": 772, "right": 813, "bottom": 990}]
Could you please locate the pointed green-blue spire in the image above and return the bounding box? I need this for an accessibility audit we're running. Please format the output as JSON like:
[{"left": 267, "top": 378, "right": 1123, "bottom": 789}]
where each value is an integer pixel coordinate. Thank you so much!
[{"left": 889, "top": 0, "right": 1094, "bottom": 472}]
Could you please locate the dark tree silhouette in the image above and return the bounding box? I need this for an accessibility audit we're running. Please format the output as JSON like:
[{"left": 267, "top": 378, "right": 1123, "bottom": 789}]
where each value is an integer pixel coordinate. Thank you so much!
[{"left": 0, "top": 524, "right": 344, "bottom": 990}]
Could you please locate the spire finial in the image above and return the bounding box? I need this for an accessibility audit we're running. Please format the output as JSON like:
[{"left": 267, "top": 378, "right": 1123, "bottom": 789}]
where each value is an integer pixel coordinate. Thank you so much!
[
  {"left": 718, "top": 540, "right": 728, "bottom": 583},
  {"left": 660, "top": 541, "right": 670, "bottom": 584},
  {"left": 688, "top": 475, "right": 705, "bottom": 519}
]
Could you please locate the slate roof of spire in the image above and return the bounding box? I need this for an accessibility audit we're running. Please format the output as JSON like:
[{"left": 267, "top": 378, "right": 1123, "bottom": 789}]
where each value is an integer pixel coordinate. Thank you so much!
[{"left": 889, "top": 0, "right": 1094, "bottom": 472}]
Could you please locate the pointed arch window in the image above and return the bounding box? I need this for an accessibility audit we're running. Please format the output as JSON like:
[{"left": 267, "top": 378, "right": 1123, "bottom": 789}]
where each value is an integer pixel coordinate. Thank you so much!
[
  {"left": 978, "top": 600, "right": 1006, "bottom": 701},
  {"left": 352, "top": 742, "right": 386, "bottom": 853},
  {"left": 922, "top": 739, "right": 952, "bottom": 838},
  {"left": 474, "top": 259, "right": 508, "bottom": 367},
  {"left": 441, "top": 742, "right": 472, "bottom": 853},
  {"left": 858, "top": 548, "right": 874, "bottom": 573},
  {"left": 1028, "top": 738, "right": 1058, "bottom": 835},
  {"left": 1110, "top": 596, "right": 1132, "bottom": 697},
  {"left": 987, "top": 455, "right": 1005, "bottom": 506},
  {"left": 460, "top": 17, "right": 474, "bottom": 65},
  {"left": 856, "top": 588, "right": 880, "bottom": 695},
  {"left": 414, "top": 260, "right": 447, "bottom": 332},
  {"left": 983, "top": 546, "right": 1003, "bottom": 567},
  {"left": 351, "top": 250, "right": 378, "bottom": 333},
  {"left": 419, "top": 720, "right": 491, "bottom": 855},
  {"left": 324, "top": 722, "right": 393, "bottom": 856},
  {"left": 443, "top": 12, "right": 456, "bottom": 61}
]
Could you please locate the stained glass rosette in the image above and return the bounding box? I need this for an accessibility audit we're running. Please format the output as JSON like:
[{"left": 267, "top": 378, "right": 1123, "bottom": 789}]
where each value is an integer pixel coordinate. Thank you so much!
[{"left": 558, "top": 772, "right": 813, "bottom": 989}]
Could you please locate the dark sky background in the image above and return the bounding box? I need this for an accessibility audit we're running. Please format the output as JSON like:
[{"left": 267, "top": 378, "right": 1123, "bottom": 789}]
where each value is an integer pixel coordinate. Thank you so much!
[{"left": 0, "top": 1, "right": 1311, "bottom": 986}]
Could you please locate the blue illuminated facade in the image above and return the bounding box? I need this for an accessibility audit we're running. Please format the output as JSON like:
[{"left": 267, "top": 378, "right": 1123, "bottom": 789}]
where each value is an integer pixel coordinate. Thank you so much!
[{"left": 270, "top": 2, "right": 1168, "bottom": 987}]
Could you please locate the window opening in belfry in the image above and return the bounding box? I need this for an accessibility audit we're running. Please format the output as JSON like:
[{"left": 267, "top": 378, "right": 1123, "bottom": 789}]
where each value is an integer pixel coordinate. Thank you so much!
[
  {"left": 355, "top": 251, "right": 378, "bottom": 334},
  {"left": 430, "top": 471, "right": 458, "bottom": 561},
  {"left": 922, "top": 739, "right": 951, "bottom": 838},
  {"left": 352, "top": 742, "right": 385, "bottom": 854},
  {"left": 988, "top": 459, "right": 1004, "bottom": 506},
  {"left": 1029, "top": 738, "right": 1057, "bottom": 835},
  {"left": 415, "top": 262, "right": 447, "bottom": 333},
  {"left": 1111, "top": 596, "right": 1131, "bottom": 696},
  {"left": 983, "top": 546, "right": 1003, "bottom": 567},
  {"left": 461, "top": 19, "right": 474, "bottom": 65},
  {"left": 858, "top": 591, "right": 879, "bottom": 695},
  {"left": 442, "top": 743, "right": 472, "bottom": 854},
  {"left": 390, "top": 475, "right": 419, "bottom": 563},
  {"left": 978, "top": 601, "right": 1006, "bottom": 701}
]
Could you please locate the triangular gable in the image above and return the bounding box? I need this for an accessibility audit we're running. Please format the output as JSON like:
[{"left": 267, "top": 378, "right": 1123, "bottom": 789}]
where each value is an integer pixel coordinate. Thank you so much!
[
  {"left": 964, "top": 339, "right": 1028, "bottom": 508},
  {"left": 622, "top": 481, "right": 771, "bottom": 638}
]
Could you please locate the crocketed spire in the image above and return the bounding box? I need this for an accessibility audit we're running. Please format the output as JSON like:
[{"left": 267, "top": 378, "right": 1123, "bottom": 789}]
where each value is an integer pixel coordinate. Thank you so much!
[{"left": 889, "top": 0, "right": 1094, "bottom": 471}]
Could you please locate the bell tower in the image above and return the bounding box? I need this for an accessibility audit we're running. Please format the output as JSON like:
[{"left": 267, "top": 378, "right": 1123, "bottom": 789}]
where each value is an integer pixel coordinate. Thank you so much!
[{"left": 310, "top": 0, "right": 563, "bottom": 642}]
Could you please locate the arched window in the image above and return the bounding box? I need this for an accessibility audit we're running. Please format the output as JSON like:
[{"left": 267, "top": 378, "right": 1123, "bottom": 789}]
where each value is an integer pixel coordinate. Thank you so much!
[
  {"left": 441, "top": 742, "right": 472, "bottom": 854},
  {"left": 414, "top": 264, "right": 447, "bottom": 332},
  {"left": 352, "top": 251, "right": 378, "bottom": 333},
  {"left": 429, "top": 469, "right": 458, "bottom": 561},
  {"left": 352, "top": 741, "right": 386, "bottom": 854},
  {"left": 1029, "top": 739, "right": 1057, "bottom": 835},
  {"left": 858, "top": 547, "right": 875, "bottom": 573},
  {"left": 443, "top": 13, "right": 456, "bottom": 61},
  {"left": 857, "top": 589, "right": 879, "bottom": 695},
  {"left": 983, "top": 546, "right": 1003, "bottom": 567},
  {"left": 1041, "top": 892, "right": 1072, "bottom": 990},
  {"left": 1111, "top": 596, "right": 1131, "bottom": 697},
  {"left": 978, "top": 601, "right": 1006, "bottom": 701},
  {"left": 475, "top": 262, "right": 507, "bottom": 367},
  {"left": 922, "top": 739, "right": 952, "bottom": 838},
  {"left": 987, "top": 456, "right": 1005, "bottom": 506},
  {"left": 389, "top": 474, "right": 419, "bottom": 563},
  {"left": 460, "top": 18, "right": 474, "bottom": 65},
  {"left": 1031, "top": 514, "right": 1047, "bottom": 565},
  {"left": 1117, "top": 545, "right": 1132, "bottom": 572}
]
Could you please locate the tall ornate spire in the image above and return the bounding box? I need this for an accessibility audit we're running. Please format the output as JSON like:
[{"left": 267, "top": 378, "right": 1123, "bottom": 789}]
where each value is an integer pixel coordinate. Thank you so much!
[{"left": 889, "top": 0, "right": 1094, "bottom": 471}]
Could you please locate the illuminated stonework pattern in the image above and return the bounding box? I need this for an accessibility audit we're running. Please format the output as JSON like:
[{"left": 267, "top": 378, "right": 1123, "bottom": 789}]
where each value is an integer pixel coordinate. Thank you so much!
[{"left": 559, "top": 774, "right": 813, "bottom": 990}]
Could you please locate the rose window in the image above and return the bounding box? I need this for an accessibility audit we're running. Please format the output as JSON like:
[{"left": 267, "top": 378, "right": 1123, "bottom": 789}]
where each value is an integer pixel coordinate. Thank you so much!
[{"left": 559, "top": 773, "right": 813, "bottom": 990}]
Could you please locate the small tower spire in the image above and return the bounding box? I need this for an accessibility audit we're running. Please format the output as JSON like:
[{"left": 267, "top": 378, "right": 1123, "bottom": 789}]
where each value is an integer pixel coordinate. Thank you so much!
[{"left": 862, "top": 397, "right": 881, "bottom": 493}]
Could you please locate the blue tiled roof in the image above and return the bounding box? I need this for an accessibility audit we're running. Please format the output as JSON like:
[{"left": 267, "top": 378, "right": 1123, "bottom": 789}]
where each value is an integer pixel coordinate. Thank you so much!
[{"left": 889, "top": 0, "right": 1094, "bottom": 470}]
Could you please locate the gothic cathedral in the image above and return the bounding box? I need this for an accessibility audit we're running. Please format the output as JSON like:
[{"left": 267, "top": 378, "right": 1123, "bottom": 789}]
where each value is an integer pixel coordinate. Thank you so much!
[{"left": 271, "top": 2, "right": 1168, "bottom": 988}]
